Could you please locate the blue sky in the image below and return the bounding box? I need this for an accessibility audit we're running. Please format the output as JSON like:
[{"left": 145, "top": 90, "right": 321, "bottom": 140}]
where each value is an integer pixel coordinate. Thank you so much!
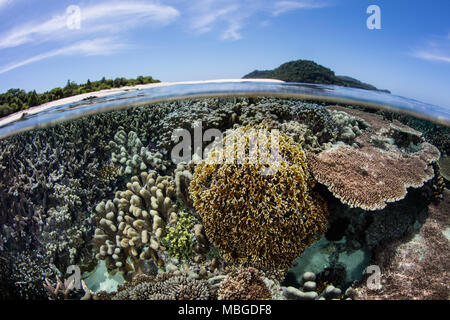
[{"left": 0, "top": 0, "right": 449, "bottom": 108}]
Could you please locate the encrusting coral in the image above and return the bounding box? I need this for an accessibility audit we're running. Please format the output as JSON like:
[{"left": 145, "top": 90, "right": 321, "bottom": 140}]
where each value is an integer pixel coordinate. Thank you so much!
[
  {"left": 190, "top": 126, "right": 329, "bottom": 276},
  {"left": 307, "top": 106, "right": 441, "bottom": 211},
  {"left": 93, "top": 170, "right": 179, "bottom": 277}
]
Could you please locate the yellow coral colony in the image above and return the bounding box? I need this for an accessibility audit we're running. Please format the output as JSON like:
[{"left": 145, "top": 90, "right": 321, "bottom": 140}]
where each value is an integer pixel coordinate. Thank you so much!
[{"left": 189, "top": 126, "right": 329, "bottom": 275}]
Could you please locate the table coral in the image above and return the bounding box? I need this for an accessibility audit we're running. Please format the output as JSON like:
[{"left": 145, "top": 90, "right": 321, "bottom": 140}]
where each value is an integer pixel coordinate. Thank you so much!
[
  {"left": 190, "top": 127, "right": 329, "bottom": 275},
  {"left": 308, "top": 106, "right": 441, "bottom": 211}
]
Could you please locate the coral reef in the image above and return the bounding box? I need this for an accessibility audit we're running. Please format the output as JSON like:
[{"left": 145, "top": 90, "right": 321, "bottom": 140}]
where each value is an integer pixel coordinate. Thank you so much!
[
  {"left": 308, "top": 144, "right": 439, "bottom": 210},
  {"left": 43, "top": 276, "right": 92, "bottom": 300},
  {"left": 174, "top": 160, "right": 197, "bottom": 209},
  {"left": 163, "top": 212, "right": 195, "bottom": 261},
  {"left": 6, "top": 251, "right": 58, "bottom": 299},
  {"left": 38, "top": 180, "right": 93, "bottom": 265},
  {"left": 106, "top": 273, "right": 212, "bottom": 300},
  {"left": 237, "top": 99, "right": 292, "bottom": 128},
  {"left": 108, "top": 129, "right": 168, "bottom": 175},
  {"left": 308, "top": 106, "right": 440, "bottom": 210},
  {"left": 438, "top": 156, "right": 450, "bottom": 182},
  {"left": 158, "top": 98, "right": 239, "bottom": 149},
  {"left": 217, "top": 267, "right": 272, "bottom": 300},
  {"left": 349, "top": 190, "right": 450, "bottom": 300},
  {"left": 190, "top": 127, "right": 329, "bottom": 275},
  {"left": 93, "top": 170, "right": 179, "bottom": 277},
  {"left": 291, "top": 102, "right": 338, "bottom": 144},
  {"left": 330, "top": 109, "right": 369, "bottom": 144},
  {"left": 283, "top": 271, "right": 345, "bottom": 300}
]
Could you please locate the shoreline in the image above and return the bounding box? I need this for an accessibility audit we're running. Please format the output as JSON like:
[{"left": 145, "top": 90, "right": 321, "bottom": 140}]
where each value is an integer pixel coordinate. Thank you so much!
[{"left": 0, "top": 78, "right": 284, "bottom": 127}]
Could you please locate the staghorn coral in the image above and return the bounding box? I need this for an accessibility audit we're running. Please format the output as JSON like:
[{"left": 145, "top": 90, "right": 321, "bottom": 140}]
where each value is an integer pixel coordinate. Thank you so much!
[
  {"left": 7, "top": 251, "right": 58, "bottom": 299},
  {"left": 93, "top": 170, "right": 179, "bottom": 277},
  {"left": 38, "top": 180, "right": 93, "bottom": 266},
  {"left": 108, "top": 129, "right": 168, "bottom": 175},
  {"left": 217, "top": 267, "right": 272, "bottom": 300},
  {"left": 106, "top": 273, "right": 212, "bottom": 300},
  {"left": 190, "top": 127, "right": 329, "bottom": 275}
]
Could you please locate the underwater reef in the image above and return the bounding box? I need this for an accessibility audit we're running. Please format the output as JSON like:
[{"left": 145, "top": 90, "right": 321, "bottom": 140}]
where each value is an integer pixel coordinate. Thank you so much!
[{"left": 0, "top": 96, "right": 448, "bottom": 300}]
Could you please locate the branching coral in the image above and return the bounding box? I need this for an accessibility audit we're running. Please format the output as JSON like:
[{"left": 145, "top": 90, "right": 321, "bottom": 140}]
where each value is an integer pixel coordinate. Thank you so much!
[
  {"left": 93, "top": 170, "right": 179, "bottom": 277},
  {"left": 189, "top": 127, "right": 329, "bottom": 274},
  {"left": 237, "top": 98, "right": 292, "bottom": 128},
  {"left": 159, "top": 98, "right": 239, "bottom": 149},
  {"left": 108, "top": 129, "right": 168, "bottom": 175},
  {"left": 217, "top": 267, "right": 272, "bottom": 300}
]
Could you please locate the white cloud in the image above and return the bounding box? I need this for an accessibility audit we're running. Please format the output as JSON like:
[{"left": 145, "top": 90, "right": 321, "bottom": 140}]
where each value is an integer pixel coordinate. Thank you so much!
[
  {"left": 413, "top": 51, "right": 450, "bottom": 64},
  {"left": 272, "top": 0, "right": 328, "bottom": 16},
  {"left": 0, "top": 1, "right": 180, "bottom": 49},
  {"left": 0, "top": 37, "right": 127, "bottom": 74},
  {"left": 412, "top": 33, "right": 450, "bottom": 64},
  {"left": 191, "top": 5, "right": 238, "bottom": 34},
  {"left": 183, "top": 0, "right": 329, "bottom": 41},
  {"left": 0, "top": 0, "right": 12, "bottom": 10}
]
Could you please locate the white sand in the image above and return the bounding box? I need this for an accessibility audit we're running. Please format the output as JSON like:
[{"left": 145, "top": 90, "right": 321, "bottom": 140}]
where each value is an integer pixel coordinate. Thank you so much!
[{"left": 0, "top": 79, "right": 283, "bottom": 127}]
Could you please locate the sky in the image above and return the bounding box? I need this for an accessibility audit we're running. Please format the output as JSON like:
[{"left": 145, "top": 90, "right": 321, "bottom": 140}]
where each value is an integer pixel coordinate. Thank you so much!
[{"left": 0, "top": 0, "right": 449, "bottom": 109}]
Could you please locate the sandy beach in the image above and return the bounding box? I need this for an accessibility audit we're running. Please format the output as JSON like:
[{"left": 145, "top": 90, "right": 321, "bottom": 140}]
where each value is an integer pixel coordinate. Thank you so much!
[{"left": 0, "top": 78, "right": 284, "bottom": 127}]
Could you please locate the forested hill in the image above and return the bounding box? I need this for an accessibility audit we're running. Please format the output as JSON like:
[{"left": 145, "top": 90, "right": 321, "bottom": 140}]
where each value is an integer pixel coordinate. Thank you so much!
[
  {"left": 243, "top": 60, "right": 390, "bottom": 93},
  {"left": 0, "top": 76, "right": 160, "bottom": 118}
]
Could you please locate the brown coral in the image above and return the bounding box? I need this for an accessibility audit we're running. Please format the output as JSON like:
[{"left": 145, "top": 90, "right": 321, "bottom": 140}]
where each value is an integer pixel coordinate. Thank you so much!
[
  {"left": 308, "top": 144, "right": 439, "bottom": 210},
  {"left": 308, "top": 106, "right": 441, "bottom": 211},
  {"left": 218, "top": 267, "right": 272, "bottom": 300},
  {"left": 93, "top": 170, "right": 179, "bottom": 277},
  {"left": 350, "top": 190, "right": 450, "bottom": 300},
  {"left": 190, "top": 127, "right": 329, "bottom": 274},
  {"left": 106, "top": 273, "right": 212, "bottom": 300}
]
